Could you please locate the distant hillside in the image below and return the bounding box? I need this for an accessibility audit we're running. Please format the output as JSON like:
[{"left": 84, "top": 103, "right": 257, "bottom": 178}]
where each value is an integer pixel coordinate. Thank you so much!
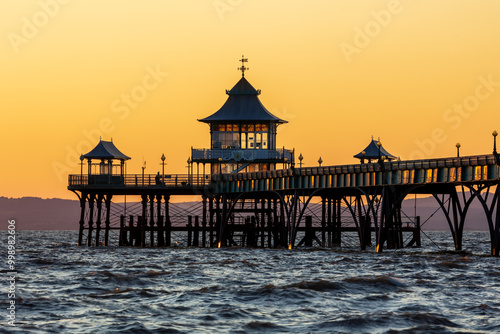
[
  {"left": 1, "top": 197, "right": 80, "bottom": 230},
  {"left": 0, "top": 196, "right": 490, "bottom": 231}
]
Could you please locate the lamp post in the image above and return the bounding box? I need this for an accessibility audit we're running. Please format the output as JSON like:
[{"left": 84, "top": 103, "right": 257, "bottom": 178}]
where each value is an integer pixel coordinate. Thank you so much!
[
  {"left": 142, "top": 161, "right": 146, "bottom": 186},
  {"left": 493, "top": 130, "right": 498, "bottom": 154},
  {"left": 79, "top": 154, "right": 84, "bottom": 184},
  {"left": 318, "top": 157, "right": 323, "bottom": 167},
  {"left": 361, "top": 151, "right": 366, "bottom": 164},
  {"left": 161, "top": 153, "right": 166, "bottom": 184},
  {"left": 298, "top": 153, "right": 303, "bottom": 168},
  {"left": 289, "top": 149, "right": 295, "bottom": 168},
  {"left": 187, "top": 157, "right": 192, "bottom": 184},
  {"left": 218, "top": 157, "right": 223, "bottom": 175},
  {"left": 456, "top": 143, "right": 461, "bottom": 158},
  {"left": 377, "top": 141, "right": 382, "bottom": 161}
]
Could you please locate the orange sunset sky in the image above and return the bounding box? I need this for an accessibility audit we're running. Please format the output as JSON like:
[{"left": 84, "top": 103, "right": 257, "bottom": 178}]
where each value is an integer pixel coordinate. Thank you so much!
[{"left": 1, "top": 0, "right": 500, "bottom": 200}]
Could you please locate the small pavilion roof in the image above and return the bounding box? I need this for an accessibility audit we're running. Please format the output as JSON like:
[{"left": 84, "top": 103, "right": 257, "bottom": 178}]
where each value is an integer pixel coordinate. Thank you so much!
[
  {"left": 354, "top": 139, "right": 397, "bottom": 161},
  {"left": 198, "top": 76, "right": 287, "bottom": 124},
  {"left": 83, "top": 140, "right": 130, "bottom": 160}
]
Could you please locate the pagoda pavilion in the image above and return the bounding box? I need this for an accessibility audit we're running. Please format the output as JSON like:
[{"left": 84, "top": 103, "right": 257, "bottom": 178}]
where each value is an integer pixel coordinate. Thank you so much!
[
  {"left": 81, "top": 139, "right": 130, "bottom": 184},
  {"left": 192, "top": 56, "right": 293, "bottom": 174},
  {"left": 354, "top": 138, "right": 397, "bottom": 163}
]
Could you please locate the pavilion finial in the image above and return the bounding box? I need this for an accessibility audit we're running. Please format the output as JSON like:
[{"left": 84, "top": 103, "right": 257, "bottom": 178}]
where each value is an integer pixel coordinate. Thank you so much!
[{"left": 238, "top": 55, "right": 249, "bottom": 77}]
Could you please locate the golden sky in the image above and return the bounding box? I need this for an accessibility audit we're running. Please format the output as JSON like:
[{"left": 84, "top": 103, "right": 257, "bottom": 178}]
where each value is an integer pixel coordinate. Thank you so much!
[{"left": 1, "top": 0, "right": 500, "bottom": 199}]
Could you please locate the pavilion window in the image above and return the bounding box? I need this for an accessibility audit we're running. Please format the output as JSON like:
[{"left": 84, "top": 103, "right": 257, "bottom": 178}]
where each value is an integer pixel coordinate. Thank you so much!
[
  {"left": 241, "top": 133, "right": 247, "bottom": 149},
  {"left": 211, "top": 131, "right": 241, "bottom": 149}
]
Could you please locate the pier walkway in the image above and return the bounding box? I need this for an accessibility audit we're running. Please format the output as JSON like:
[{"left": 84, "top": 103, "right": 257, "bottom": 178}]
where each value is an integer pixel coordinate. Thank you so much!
[{"left": 69, "top": 153, "right": 500, "bottom": 256}]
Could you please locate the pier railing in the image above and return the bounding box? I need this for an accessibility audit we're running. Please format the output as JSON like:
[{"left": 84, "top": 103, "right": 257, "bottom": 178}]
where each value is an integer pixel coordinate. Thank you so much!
[
  {"left": 214, "top": 154, "right": 500, "bottom": 193},
  {"left": 68, "top": 174, "right": 210, "bottom": 188},
  {"left": 191, "top": 147, "right": 293, "bottom": 162}
]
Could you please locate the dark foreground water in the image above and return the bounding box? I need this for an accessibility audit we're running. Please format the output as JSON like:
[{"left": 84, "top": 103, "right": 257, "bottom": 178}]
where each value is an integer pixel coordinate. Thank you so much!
[{"left": 2, "top": 231, "right": 500, "bottom": 333}]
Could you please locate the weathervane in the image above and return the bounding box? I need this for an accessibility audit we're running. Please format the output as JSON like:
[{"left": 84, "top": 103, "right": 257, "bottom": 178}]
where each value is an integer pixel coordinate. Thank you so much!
[{"left": 238, "top": 55, "right": 249, "bottom": 77}]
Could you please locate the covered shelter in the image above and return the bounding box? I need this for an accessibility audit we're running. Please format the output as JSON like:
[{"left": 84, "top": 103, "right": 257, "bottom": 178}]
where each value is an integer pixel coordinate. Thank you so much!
[
  {"left": 354, "top": 138, "right": 397, "bottom": 163},
  {"left": 193, "top": 56, "right": 292, "bottom": 174},
  {"left": 82, "top": 140, "right": 130, "bottom": 184}
]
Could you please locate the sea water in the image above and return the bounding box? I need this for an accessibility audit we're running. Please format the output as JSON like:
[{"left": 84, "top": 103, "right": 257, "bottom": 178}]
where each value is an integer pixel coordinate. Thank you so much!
[{"left": 2, "top": 230, "right": 500, "bottom": 333}]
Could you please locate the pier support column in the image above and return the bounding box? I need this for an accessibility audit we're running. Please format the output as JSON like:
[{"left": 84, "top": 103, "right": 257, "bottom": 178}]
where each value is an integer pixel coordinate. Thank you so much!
[
  {"left": 149, "top": 194, "right": 155, "bottom": 247},
  {"left": 378, "top": 188, "right": 404, "bottom": 251},
  {"left": 332, "top": 198, "right": 342, "bottom": 247},
  {"left": 187, "top": 216, "right": 193, "bottom": 247},
  {"left": 327, "top": 197, "right": 332, "bottom": 247},
  {"left": 165, "top": 195, "right": 171, "bottom": 247},
  {"left": 260, "top": 198, "right": 266, "bottom": 247},
  {"left": 321, "top": 197, "right": 326, "bottom": 247},
  {"left": 202, "top": 196, "right": 207, "bottom": 247},
  {"left": 104, "top": 195, "right": 112, "bottom": 246},
  {"left": 94, "top": 194, "right": 103, "bottom": 247},
  {"left": 157, "top": 195, "right": 164, "bottom": 247},
  {"left": 141, "top": 194, "right": 148, "bottom": 247},
  {"left": 221, "top": 195, "right": 228, "bottom": 247},
  {"left": 209, "top": 197, "right": 214, "bottom": 247},
  {"left": 78, "top": 193, "right": 87, "bottom": 246},
  {"left": 193, "top": 216, "right": 200, "bottom": 247},
  {"left": 129, "top": 215, "right": 135, "bottom": 246},
  {"left": 87, "top": 194, "right": 95, "bottom": 247},
  {"left": 267, "top": 198, "right": 273, "bottom": 248},
  {"left": 215, "top": 196, "right": 221, "bottom": 246},
  {"left": 119, "top": 215, "right": 128, "bottom": 246},
  {"left": 305, "top": 216, "right": 313, "bottom": 247},
  {"left": 493, "top": 189, "right": 500, "bottom": 256},
  {"left": 272, "top": 198, "right": 280, "bottom": 247}
]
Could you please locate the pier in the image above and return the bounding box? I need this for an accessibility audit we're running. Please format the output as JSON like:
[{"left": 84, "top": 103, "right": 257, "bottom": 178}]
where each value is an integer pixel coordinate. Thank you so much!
[{"left": 68, "top": 58, "right": 500, "bottom": 256}]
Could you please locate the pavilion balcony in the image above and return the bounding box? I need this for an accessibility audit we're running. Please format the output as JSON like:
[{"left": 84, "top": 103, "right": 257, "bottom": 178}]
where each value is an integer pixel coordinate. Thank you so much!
[
  {"left": 68, "top": 174, "right": 210, "bottom": 188},
  {"left": 191, "top": 148, "right": 294, "bottom": 163}
]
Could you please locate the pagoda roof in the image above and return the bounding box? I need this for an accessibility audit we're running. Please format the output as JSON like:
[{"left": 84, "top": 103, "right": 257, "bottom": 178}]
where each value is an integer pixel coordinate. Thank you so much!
[
  {"left": 83, "top": 140, "right": 130, "bottom": 160},
  {"left": 354, "top": 139, "right": 397, "bottom": 160},
  {"left": 198, "top": 76, "right": 287, "bottom": 124}
]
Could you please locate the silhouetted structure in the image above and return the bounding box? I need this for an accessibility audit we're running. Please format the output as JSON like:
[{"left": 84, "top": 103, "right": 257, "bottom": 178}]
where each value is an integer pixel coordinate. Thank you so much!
[{"left": 68, "top": 58, "right": 500, "bottom": 256}]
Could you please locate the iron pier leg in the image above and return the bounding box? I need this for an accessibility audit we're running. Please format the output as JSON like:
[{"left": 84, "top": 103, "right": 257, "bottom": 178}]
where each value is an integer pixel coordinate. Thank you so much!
[
  {"left": 202, "top": 196, "right": 207, "bottom": 247},
  {"left": 165, "top": 195, "right": 171, "bottom": 247},
  {"left": 77, "top": 194, "right": 86, "bottom": 246},
  {"left": 141, "top": 195, "right": 147, "bottom": 247},
  {"left": 119, "top": 215, "right": 127, "bottom": 246},
  {"left": 416, "top": 216, "right": 421, "bottom": 248},
  {"left": 305, "top": 216, "right": 313, "bottom": 247},
  {"left": 327, "top": 197, "right": 332, "bottom": 248},
  {"left": 215, "top": 196, "right": 221, "bottom": 246},
  {"left": 187, "top": 216, "right": 193, "bottom": 247},
  {"left": 260, "top": 198, "right": 266, "bottom": 247},
  {"left": 94, "top": 194, "right": 103, "bottom": 247},
  {"left": 193, "top": 216, "right": 200, "bottom": 247},
  {"left": 332, "top": 198, "right": 341, "bottom": 247},
  {"left": 129, "top": 215, "right": 134, "bottom": 246},
  {"left": 87, "top": 194, "right": 95, "bottom": 247},
  {"left": 157, "top": 195, "right": 164, "bottom": 247},
  {"left": 209, "top": 197, "right": 214, "bottom": 247},
  {"left": 267, "top": 198, "right": 273, "bottom": 248},
  {"left": 321, "top": 197, "right": 326, "bottom": 247},
  {"left": 149, "top": 195, "right": 155, "bottom": 247},
  {"left": 104, "top": 195, "right": 112, "bottom": 246}
]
